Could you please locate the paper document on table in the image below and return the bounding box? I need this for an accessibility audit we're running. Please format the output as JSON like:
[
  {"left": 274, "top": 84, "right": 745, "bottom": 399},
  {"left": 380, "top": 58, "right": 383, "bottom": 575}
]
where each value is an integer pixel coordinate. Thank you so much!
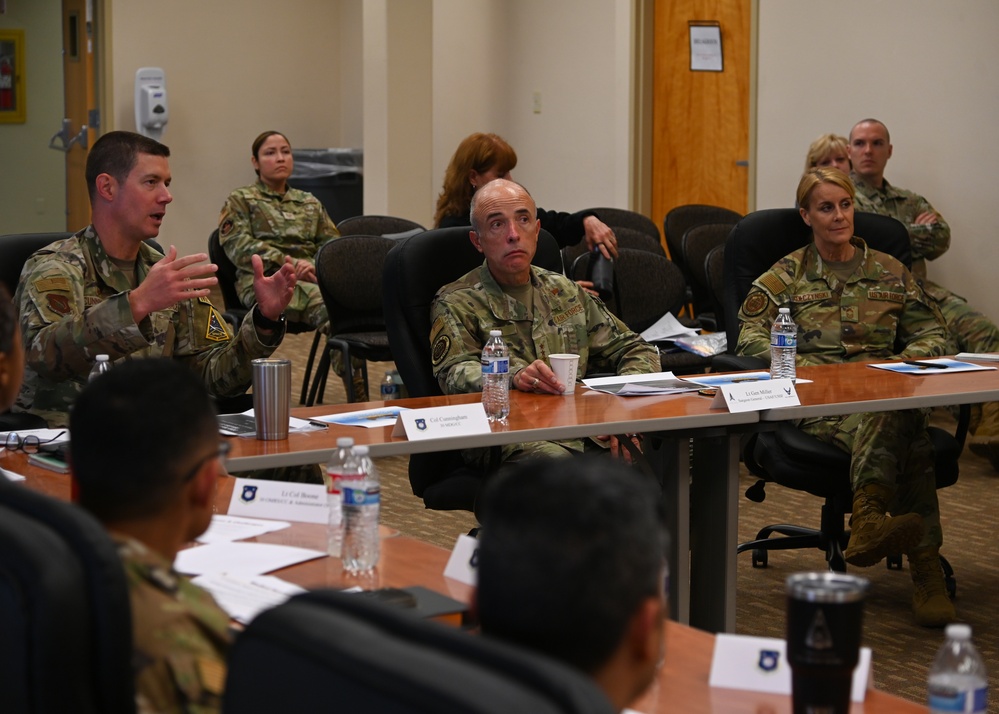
[
  {"left": 0, "top": 465, "right": 26, "bottom": 482},
  {"left": 956, "top": 352, "right": 999, "bottom": 362},
  {"left": 192, "top": 573, "right": 306, "bottom": 625},
  {"left": 175, "top": 542, "right": 325, "bottom": 576},
  {"left": 217, "top": 410, "right": 322, "bottom": 437},
  {"left": 683, "top": 372, "right": 813, "bottom": 388},
  {"left": 316, "top": 406, "right": 409, "bottom": 429},
  {"left": 196, "top": 515, "right": 291, "bottom": 544},
  {"left": 869, "top": 358, "right": 997, "bottom": 375},
  {"left": 640, "top": 312, "right": 699, "bottom": 342},
  {"left": 583, "top": 372, "right": 701, "bottom": 396}
]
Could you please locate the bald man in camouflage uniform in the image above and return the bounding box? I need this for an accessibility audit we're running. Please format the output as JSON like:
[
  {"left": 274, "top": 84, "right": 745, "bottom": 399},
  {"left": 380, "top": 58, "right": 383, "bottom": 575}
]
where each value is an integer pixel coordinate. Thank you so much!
[
  {"left": 849, "top": 118, "right": 999, "bottom": 469},
  {"left": 737, "top": 234, "right": 954, "bottom": 626},
  {"left": 431, "top": 179, "right": 658, "bottom": 465},
  {"left": 14, "top": 132, "right": 295, "bottom": 428}
]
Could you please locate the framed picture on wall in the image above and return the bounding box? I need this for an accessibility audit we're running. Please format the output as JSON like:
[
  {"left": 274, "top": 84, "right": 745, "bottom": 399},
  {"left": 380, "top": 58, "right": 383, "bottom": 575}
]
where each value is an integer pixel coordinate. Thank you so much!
[{"left": 0, "top": 29, "right": 26, "bottom": 123}]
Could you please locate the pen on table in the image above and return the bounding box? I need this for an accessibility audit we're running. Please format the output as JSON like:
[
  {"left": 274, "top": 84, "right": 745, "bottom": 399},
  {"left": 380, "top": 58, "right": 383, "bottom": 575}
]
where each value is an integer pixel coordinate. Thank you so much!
[
  {"left": 307, "top": 419, "right": 329, "bottom": 428},
  {"left": 901, "top": 360, "right": 949, "bottom": 370}
]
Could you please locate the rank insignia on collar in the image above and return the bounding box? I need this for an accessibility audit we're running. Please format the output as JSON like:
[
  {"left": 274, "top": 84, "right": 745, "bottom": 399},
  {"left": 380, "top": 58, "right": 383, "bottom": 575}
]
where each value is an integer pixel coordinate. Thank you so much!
[
  {"left": 205, "top": 307, "right": 230, "bottom": 342},
  {"left": 758, "top": 649, "right": 780, "bottom": 672}
]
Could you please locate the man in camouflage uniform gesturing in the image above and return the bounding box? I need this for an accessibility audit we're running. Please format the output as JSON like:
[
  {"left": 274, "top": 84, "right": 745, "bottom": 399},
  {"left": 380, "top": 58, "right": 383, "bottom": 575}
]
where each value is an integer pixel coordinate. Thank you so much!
[
  {"left": 14, "top": 130, "right": 296, "bottom": 427},
  {"left": 431, "top": 179, "right": 658, "bottom": 465},
  {"left": 849, "top": 118, "right": 999, "bottom": 469}
]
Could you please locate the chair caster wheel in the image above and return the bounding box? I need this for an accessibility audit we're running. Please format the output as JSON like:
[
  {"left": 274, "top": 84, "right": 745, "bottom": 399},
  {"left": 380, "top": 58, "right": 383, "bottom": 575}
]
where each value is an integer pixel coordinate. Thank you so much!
[
  {"left": 752, "top": 549, "right": 768, "bottom": 568},
  {"left": 886, "top": 554, "right": 902, "bottom": 570}
]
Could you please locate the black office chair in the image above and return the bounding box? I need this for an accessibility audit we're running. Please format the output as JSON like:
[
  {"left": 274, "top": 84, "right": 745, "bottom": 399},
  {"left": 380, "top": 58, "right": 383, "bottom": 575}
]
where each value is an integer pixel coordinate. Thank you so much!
[
  {"left": 704, "top": 243, "right": 727, "bottom": 335},
  {"left": 719, "top": 209, "right": 964, "bottom": 585},
  {"left": 663, "top": 204, "right": 743, "bottom": 317},
  {"left": 209, "top": 228, "right": 324, "bottom": 405},
  {"left": 336, "top": 214, "right": 425, "bottom": 238},
  {"left": 223, "top": 589, "right": 614, "bottom": 714},
  {"left": 584, "top": 207, "right": 662, "bottom": 243},
  {"left": 382, "top": 226, "right": 562, "bottom": 510},
  {"left": 309, "top": 234, "right": 397, "bottom": 405},
  {"left": 0, "top": 479, "right": 135, "bottom": 714},
  {"left": 681, "top": 222, "right": 737, "bottom": 331},
  {"left": 569, "top": 248, "right": 712, "bottom": 376},
  {"left": 560, "top": 225, "right": 665, "bottom": 276}
]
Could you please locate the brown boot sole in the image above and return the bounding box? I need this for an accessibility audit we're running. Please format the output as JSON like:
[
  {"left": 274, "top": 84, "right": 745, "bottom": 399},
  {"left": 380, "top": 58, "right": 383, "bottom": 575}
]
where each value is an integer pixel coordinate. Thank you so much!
[{"left": 844, "top": 517, "right": 923, "bottom": 568}]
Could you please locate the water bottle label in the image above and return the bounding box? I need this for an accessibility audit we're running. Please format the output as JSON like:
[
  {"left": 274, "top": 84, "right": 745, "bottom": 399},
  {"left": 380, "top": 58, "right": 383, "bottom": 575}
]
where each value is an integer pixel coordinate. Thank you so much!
[
  {"left": 343, "top": 485, "right": 381, "bottom": 506},
  {"left": 928, "top": 686, "right": 987, "bottom": 712},
  {"left": 380, "top": 384, "right": 398, "bottom": 398},
  {"left": 771, "top": 334, "right": 796, "bottom": 348},
  {"left": 481, "top": 358, "right": 509, "bottom": 375}
]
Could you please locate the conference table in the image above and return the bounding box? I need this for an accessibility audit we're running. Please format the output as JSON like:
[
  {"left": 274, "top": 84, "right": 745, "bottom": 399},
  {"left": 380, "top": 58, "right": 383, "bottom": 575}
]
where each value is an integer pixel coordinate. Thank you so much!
[
  {"left": 222, "top": 386, "right": 758, "bottom": 632},
  {"left": 5, "top": 460, "right": 927, "bottom": 713}
]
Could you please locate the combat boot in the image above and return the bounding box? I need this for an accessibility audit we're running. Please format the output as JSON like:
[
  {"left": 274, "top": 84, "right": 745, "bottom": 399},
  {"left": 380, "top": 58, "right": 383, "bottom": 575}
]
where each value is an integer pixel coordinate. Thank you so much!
[
  {"left": 909, "top": 547, "right": 956, "bottom": 627},
  {"left": 843, "top": 484, "right": 923, "bottom": 567},
  {"left": 968, "top": 401, "right": 999, "bottom": 471}
]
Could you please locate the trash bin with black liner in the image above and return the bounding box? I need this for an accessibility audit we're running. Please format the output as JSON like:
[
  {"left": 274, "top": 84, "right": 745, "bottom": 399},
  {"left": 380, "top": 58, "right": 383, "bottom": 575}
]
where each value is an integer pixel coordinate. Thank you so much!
[{"left": 289, "top": 148, "right": 363, "bottom": 224}]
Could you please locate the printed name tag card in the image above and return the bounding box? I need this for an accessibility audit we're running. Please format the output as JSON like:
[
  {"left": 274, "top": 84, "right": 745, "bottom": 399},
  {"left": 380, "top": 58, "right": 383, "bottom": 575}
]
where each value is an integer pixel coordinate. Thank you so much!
[
  {"left": 711, "top": 378, "right": 800, "bottom": 413},
  {"left": 709, "top": 633, "right": 871, "bottom": 702},
  {"left": 228, "top": 478, "right": 329, "bottom": 524},
  {"left": 443, "top": 534, "right": 479, "bottom": 586},
  {"left": 391, "top": 403, "right": 492, "bottom": 441}
]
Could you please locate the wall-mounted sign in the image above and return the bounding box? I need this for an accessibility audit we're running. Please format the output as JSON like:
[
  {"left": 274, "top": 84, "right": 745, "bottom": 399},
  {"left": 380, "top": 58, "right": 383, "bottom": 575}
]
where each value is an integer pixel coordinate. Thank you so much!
[{"left": 689, "top": 22, "right": 723, "bottom": 72}]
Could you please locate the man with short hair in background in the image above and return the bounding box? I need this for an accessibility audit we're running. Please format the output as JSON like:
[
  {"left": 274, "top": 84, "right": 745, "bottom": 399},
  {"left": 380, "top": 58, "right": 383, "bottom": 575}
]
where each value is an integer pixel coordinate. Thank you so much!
[
  {"left": 476, "top": 456, "right": 669, "bottom": 712},
  {"left": 849, "top": 118, "right": 999, "bottom": 469}
]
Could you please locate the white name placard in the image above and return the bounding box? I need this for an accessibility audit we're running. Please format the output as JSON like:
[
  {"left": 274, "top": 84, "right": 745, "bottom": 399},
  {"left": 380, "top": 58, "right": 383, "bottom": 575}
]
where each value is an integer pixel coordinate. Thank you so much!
[
  {"left": 443, "top": 534, "right": 479, "bottom": 586},
  {"left": 391, "top": 403, "right": 491, "bottom": 441},
  {"left": 228, "top": 478, "right": 329, "bottom": 524},
  {"left": 709, "top": 633, "right": 871, "bottom": 702},
  {"left": 711, "top": 378, "right": 799, "bottom": 413}
]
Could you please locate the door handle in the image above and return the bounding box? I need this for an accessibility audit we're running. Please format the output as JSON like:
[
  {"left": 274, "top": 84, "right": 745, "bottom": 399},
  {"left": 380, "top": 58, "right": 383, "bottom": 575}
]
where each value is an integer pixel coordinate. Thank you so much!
[{"left": 48, "top": 119, "right": 89, "bottom": 152}]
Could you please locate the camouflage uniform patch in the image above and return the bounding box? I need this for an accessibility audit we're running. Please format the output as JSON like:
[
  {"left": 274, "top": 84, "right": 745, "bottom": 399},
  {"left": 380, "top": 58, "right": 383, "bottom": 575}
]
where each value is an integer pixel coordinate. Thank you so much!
[
  {"left": 114, "top": 534, "right": 230, "bottom": 712},
  {"left": 741, "top": 292, "right": 768, "bottom": 317},
  {"left": 431, "top": 334, "right": 450, "bottom": 366}
]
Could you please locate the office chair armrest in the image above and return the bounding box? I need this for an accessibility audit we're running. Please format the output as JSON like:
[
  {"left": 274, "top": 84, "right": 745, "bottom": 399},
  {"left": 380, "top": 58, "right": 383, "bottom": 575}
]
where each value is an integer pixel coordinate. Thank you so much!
[{"left": 711, "top": 354, "right": 767, "bottom": 373}]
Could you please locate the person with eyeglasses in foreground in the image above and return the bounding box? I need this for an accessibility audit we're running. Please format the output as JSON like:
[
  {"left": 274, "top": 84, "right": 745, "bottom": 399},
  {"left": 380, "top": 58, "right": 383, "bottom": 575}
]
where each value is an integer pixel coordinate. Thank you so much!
[{"left": 71, "top": 358, "right": 232, "bottom": 712}]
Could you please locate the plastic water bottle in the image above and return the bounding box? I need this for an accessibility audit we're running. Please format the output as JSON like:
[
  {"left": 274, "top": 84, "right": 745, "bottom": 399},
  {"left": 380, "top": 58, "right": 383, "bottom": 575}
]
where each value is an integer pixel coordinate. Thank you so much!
[
  {"left": 341, "top": 445, "right": 380, "bottom": 573},
  {"left": 380, "top": 371, "right": 399, "bottom": 400},
  {"left": 481, "top": 330, "right": 510, "bottom": 423},
  {"left": 928, "top": 624, "right": 988, "bottom": 713},
  {"left": 88, "top": 354, "right": 111, "bottom": 382},
  {"left": 769, "top": 307, "right": 797, "bottom": 381},
  {"left": 324, "top": 437, "right": 354, "bottom": 558}
]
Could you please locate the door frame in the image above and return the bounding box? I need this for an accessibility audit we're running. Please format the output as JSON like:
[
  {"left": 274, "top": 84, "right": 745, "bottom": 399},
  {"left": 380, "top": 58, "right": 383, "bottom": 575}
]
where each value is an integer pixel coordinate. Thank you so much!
[{"left": 632, "top": 0, "right": 758, "bottom": 218}]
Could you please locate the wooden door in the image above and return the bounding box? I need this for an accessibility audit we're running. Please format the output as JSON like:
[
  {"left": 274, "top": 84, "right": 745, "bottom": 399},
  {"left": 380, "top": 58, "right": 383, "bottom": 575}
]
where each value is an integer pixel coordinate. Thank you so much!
[
  {"left": 62, "top": 0, "right": 96, "bottom": 231},
  {"left": 651, "top": 0, "right": 750, "bottom": 241}
]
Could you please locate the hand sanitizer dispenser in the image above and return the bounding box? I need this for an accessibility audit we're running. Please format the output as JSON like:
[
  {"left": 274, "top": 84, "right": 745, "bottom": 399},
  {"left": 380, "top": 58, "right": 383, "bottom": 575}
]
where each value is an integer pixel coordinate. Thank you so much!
[{"left": 134, "top": 67, "right": 168, "bottom": 140}]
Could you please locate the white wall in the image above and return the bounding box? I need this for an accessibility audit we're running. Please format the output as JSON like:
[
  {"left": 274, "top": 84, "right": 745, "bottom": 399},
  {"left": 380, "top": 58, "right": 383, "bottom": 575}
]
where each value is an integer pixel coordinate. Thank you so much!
[
  {"left": 106, "top": 0, "right": 343, "bottom": 257},
  {"left": 428, "top": 0, "right": 634, "bottom": 223},
  {"left": 756, "top": 0, "right": 999, "bottom": 323},
  {"left": 0, "top": 2, "right": 67, "bottom": 233}
]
